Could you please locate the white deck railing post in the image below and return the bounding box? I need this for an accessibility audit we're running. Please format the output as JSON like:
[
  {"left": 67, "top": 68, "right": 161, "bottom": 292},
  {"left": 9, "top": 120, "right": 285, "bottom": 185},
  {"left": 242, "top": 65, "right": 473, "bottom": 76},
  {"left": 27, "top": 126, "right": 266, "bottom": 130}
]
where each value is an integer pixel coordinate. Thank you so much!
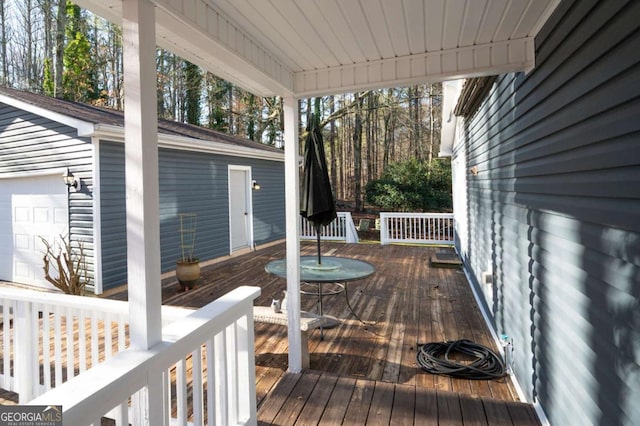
[
  {"left": 380, "top": 213, "right": 389, "bottom": 245},
  {"left": 14, "top": 300, "right": 35, "bottom": 402}
]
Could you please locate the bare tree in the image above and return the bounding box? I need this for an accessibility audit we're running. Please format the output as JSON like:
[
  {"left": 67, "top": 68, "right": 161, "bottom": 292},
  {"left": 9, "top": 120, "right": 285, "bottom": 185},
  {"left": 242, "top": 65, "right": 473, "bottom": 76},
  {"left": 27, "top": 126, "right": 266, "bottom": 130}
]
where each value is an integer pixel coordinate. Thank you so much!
[
  {"left": 54, "top": 0, "right": 65, "bottom": 97},
  {"left": 0, "top": 0, "right": 8, "bottom": 86},
  {"left": 352, "top": 92, "right": 363, "bottom": 211}
]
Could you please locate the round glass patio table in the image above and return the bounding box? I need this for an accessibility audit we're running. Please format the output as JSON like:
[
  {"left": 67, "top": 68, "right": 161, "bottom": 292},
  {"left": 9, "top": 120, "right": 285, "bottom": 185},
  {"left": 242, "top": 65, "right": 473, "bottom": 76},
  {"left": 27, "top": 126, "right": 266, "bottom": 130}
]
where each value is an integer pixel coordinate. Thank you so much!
[{"left": 265, "top": 256, "right": 375, "bottom": 338}]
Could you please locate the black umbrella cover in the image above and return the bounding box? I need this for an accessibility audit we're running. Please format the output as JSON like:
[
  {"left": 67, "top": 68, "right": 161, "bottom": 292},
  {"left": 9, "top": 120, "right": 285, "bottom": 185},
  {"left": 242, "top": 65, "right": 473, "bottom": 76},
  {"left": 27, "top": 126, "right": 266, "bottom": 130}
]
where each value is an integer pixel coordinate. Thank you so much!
[{"left": 300, "top": 121, "right": 337, "bottom": 228}]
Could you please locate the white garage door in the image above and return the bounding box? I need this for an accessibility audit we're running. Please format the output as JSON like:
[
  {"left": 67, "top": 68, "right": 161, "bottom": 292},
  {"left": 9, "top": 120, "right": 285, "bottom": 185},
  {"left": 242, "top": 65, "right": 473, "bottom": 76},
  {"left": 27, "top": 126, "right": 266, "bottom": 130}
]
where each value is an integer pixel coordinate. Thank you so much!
[{"left": 0, "top": 175, "right": 68, "bottom": 289}]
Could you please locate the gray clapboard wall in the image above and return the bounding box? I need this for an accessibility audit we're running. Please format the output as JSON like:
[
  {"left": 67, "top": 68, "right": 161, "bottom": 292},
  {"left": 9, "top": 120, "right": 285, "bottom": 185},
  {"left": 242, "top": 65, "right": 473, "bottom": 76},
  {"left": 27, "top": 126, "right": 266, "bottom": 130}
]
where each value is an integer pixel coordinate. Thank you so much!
[
  {"left": 454, "top": 1, "right": 640, "bottom": 425},
  {"left": 0, "top": 103, "right": 95, "bottom": 286},
  {"left": 99, "top": 141, "right": 285, "bottom": 290}
]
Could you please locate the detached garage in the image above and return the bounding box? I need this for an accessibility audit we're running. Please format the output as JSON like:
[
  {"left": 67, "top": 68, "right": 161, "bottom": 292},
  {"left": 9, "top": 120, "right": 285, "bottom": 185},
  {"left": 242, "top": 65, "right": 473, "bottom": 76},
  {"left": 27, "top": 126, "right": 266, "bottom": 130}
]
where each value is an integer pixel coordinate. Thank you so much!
[{"left": 0, "top": 87, "right": 286, "bottom": 293}]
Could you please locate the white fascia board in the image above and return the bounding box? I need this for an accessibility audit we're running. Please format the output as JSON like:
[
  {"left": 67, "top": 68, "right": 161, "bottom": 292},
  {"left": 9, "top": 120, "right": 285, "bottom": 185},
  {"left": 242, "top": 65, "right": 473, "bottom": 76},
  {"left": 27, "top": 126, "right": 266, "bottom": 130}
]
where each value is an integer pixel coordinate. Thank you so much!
[
  {"left": 153, "top": 0, "right": 295, "bottom": 97},
  {"left": 0, "top": 93, "right": 96, "bottom": 136},
  {"left": 439, "top": 80, "right": 464, "bottom": 158},
  {"left": 294, "top": 38, "right": 535, "bottom": 97},
  {"left": 92, "top": 125, "right": 284, "bottom": 162}
]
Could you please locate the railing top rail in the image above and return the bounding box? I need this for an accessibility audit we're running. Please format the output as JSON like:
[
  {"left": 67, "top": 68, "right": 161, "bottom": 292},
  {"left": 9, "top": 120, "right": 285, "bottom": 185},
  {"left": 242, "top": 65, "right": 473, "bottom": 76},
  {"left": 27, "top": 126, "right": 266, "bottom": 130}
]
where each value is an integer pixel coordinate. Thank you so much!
[
  {"left": 0, "top": 286, "right": 196, "bottom": 322},
  {"left": 380, "top": 212, "right": 454, "bottom": 218},
  {"left": 28, "top": 285, "right": 261, "bottom": 425},
  {"left": 0, "top": 287, "right": 130, "bottom": 314}
]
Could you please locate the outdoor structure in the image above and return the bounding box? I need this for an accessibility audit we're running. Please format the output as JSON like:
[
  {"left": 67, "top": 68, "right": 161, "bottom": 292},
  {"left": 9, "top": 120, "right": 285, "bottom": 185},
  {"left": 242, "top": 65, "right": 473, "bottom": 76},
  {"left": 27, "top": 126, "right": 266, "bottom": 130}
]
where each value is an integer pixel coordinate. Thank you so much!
[
  {"left": 0, "top": 87, "right": 285, "bottom": 293},
  {"left": 0, "top": 0, "right": 637, "bottom": 425},
  {"left": 441, "top": 2, "right": 639, "bottom": 425}
]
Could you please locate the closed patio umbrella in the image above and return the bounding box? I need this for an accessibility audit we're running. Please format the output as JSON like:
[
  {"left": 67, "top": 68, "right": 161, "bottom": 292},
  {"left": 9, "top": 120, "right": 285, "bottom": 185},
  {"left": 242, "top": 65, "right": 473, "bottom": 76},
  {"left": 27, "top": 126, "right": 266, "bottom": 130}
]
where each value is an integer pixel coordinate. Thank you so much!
[{"left": 300, "top": 116, "right": 337, "bottom": 264}]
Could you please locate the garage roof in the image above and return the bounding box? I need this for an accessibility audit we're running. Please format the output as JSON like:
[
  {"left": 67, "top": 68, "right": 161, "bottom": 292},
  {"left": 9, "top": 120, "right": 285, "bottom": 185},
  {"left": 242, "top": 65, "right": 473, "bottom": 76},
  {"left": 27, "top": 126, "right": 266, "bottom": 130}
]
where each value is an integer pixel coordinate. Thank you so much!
[{"left": 0, "top": 86, "right": 284, "bottom": 160}]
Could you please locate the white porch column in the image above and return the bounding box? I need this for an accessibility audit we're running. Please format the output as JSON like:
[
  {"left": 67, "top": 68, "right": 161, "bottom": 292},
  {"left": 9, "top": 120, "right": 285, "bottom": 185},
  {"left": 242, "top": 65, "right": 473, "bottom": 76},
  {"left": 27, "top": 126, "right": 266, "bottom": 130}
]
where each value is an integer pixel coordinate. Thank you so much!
[
  {"left": 283, "top": 96, "right": 303, "bottom": 372},
  {"left": 122, "top": 1, "right": 163, "bottom": 423},
  {"left": 122, "top": 0, "right": 162, "bottom": 350}
]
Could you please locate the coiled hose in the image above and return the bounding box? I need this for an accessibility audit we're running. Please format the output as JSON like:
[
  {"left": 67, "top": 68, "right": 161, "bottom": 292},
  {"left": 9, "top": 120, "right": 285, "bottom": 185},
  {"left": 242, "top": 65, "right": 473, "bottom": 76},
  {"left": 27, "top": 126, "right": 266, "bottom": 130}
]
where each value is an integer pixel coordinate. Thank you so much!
[{"left": 416, "top": 339, "right": 506, "bottom": 380}]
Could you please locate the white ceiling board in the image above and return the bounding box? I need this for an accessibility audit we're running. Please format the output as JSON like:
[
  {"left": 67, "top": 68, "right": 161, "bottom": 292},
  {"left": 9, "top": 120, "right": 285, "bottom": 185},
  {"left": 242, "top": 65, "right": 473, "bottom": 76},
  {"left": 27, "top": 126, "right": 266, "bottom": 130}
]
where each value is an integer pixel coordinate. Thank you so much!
[
  {"left": 74, "top": 0, "right": 560, "bottom": 97},
  {"left": 442, "top": 0, "right": 466, "bottom": 50},
  {"left": 336, "top": 0, "right": 381, "bottom": 61},
  {"left": 294, "top": 0, "right": 353, "bottom": 65},
  {"left": 381, "top": 1, "right": 410, "bottom": 57},
  {"left": 361, "top": 0, "right": 396, "bottom": 60},
  {"left": 458, "top": 0, "right": 488, "bottom": 47},
  {"left": 405, "top": 0, "right": 427, "bottom": 54},
  {"left": 494, "top": 0, "right": 530, "bottom": 41}
]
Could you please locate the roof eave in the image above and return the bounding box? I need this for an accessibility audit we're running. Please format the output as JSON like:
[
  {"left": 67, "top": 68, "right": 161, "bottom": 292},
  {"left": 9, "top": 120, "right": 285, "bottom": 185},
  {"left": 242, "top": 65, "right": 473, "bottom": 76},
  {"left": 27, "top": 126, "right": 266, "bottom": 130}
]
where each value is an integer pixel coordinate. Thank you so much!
[
  {"left": 0, "top": 93, "right": 96, "bottom": 137},
  {"left": 93, "top": 124, "right": 284, "bottom": 162}
]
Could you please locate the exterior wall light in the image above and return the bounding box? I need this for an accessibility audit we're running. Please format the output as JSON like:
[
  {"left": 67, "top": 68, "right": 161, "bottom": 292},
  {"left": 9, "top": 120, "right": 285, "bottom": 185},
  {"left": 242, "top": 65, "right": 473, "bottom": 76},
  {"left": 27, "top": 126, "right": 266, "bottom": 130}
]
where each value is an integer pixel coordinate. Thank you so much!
[
  {"left": 252, "top": 180, "right": 261, "bottom": 190},
  {"left": 62, "top": 168, "right": 80, "bottom": 189}
]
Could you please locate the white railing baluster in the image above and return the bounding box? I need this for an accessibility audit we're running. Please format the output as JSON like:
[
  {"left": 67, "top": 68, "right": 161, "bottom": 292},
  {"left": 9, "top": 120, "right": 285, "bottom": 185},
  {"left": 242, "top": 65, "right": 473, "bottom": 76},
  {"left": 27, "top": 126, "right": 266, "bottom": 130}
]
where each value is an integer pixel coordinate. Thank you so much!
[
  {"left": 66, "top": 307, "right": 75, "bottom": 381},
  {"left": 117, "top": 318, "right": 126, "bottom": 352},
  {"left": 379, "top": 212, "right": 454, "bottom": 245},
  {"left": 79, "top": 310, "right": 87, "bottom": 373},
  {"left": 114, "top": 401, "right": 128, "bottom": 426},
  {"left": 14, "top": 300, "right": 34, "bottom": 402},
  {"left": 228, "top": 324, "right": 239, "bottom": 424},
  {"left": 236, "top": 313, "right": 256, "bottom": 424},
  {"left": 54, "top": 306, "right": 63, "bottom": 388},
  {"left": 206, "top": 338, "right": 215, "bottom": 426},
  {"left": 215, "top": 329, "right": 228, "bottom": 426},
  {"left": 176, "top": 359, "right": 187, "bottom": 425},
  {"left": 163, "top": 369, "right": 171, "bottom": 426},
  {"left": 1, "top": 301, "right": 11, "bottom": 389},
  {"left": 91, "top": 311, "right": 99, "bottom": 368},
  {"left": 105, "top": 313, "right": 113, "bottom": 359},
  {"left": 192, "top": 347, "right": 203, "bottom": 426},
  {"left": 43, "top": 304, "right": 52, "bottom": 391}
]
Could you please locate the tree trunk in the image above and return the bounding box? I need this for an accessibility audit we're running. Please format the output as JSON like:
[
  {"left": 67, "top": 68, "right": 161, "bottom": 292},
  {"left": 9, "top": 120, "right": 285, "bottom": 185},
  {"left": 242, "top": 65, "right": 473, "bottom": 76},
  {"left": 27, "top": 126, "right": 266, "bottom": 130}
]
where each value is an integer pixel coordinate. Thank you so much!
[
  {"left": 353, "top": 93, "right": 363, "bottom": 211},
  {"left": 365, "top": 92, "right": 372, "bottom": 183},
  {"left": 427, "top": 83, "right": 434, "bottom": 164},
  {"left": 328, "top": 95, "right": 337, "bottom": 196},
  {"left": 227, "top": 83, "right": 233, "bottom": 134},
  {"left": 54, "top": 0, "right": 66, "bottom": 98},
  {"left": 0, "top": 1, "right": 7, "bottom": 86}
]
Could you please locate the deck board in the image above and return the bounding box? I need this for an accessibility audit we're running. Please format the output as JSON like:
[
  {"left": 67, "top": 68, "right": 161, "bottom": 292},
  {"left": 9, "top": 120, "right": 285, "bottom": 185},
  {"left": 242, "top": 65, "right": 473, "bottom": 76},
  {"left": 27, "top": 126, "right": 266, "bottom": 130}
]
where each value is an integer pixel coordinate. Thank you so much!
[{"left": 1, "top": 241, "right": 540, "bottom": 424}]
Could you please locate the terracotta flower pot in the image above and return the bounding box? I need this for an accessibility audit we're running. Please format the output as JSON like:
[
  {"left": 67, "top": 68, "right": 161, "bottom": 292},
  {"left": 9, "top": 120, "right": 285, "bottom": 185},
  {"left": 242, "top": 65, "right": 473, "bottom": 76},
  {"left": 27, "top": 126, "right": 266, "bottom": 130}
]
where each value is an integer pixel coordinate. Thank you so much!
[{"left": 176, "top": 259, "right": 200, "bottom": 291}]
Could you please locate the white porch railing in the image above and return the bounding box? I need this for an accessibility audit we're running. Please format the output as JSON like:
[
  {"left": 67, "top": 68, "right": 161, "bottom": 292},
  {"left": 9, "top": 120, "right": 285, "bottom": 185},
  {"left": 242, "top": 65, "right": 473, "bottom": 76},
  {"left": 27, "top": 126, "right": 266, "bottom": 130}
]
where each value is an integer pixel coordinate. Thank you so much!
[
  {"left": 0, "top": 287, "right": 191, "bottom": 403},
  {"left": 379, "top": 212, "right": 454, "bottom": 245},
  {"left": 300, "top": 211, "right": 359, "bottom": 243},
  {"left": 27, "top": 286, "right": 260, "bottom": 426}
]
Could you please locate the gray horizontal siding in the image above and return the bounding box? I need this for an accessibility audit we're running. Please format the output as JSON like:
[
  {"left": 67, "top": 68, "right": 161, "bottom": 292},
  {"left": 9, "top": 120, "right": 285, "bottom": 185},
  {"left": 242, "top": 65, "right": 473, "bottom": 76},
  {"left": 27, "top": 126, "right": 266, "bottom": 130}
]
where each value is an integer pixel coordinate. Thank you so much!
[
  {"left": 249, "top": 160, "right": 286, "bottom": 245},
  {"left": 0, "top": 103, "right": 96, "bottom": 288},
  {"left": 455, "top": 1, "right": 640, "bottom": 425},
  {"left": 99, "top": 141, "right": 285, "bottom": 290},
  {"left": 98, "top": 141, "right": 127, "bottom": 289}
]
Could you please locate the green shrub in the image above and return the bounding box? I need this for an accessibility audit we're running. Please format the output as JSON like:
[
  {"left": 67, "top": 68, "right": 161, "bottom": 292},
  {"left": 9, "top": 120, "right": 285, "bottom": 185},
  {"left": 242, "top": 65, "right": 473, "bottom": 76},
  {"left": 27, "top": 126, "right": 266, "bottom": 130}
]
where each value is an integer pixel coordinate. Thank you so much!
[{"left": 365, "top": 158, "right": 452, "bottom": 211}]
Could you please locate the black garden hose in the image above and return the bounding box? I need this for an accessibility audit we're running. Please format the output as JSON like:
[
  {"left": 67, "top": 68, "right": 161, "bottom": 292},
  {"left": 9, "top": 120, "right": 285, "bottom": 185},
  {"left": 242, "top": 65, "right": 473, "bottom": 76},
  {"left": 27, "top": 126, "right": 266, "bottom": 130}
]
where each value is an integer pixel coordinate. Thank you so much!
[{"left": 416, "top": 339, "right": 506, "bottom": 380}]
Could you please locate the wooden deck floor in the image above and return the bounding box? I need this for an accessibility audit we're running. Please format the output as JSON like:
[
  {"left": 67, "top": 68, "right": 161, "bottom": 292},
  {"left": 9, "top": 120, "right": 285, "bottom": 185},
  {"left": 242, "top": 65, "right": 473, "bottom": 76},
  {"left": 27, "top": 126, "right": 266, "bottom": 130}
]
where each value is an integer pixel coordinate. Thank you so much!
[
  {"left": 118, "top": 240, "right": 537, "bottom": 425},
  {"left": 2, "top": 241, "right": 540, "bottom": 424}
]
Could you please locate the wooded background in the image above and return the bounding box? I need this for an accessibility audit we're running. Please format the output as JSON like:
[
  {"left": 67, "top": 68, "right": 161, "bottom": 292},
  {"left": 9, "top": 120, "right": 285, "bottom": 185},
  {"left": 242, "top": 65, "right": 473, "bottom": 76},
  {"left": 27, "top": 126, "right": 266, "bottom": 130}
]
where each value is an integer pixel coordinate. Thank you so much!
[{"left": 1, "top": 1, "right": 445, "bottom": 211}]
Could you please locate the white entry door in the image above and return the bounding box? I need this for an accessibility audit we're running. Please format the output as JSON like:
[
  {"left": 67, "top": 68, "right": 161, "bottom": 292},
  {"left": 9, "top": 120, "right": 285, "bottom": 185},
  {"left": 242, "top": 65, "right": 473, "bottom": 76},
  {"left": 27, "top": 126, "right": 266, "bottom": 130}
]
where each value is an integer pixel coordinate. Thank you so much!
[
  {"left": 0, "top": 174, "right": 68, "bottom": 288},
  {"left": 228, "top": 167, "right": 253, "bottom": 252}
]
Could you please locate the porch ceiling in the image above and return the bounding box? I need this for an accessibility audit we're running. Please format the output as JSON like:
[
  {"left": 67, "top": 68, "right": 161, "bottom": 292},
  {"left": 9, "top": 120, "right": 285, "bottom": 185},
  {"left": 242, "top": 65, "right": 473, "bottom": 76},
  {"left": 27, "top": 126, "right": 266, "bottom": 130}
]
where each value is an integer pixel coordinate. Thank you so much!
[{"left": 73, "top": 0, "right": 559, "bottom": 97}]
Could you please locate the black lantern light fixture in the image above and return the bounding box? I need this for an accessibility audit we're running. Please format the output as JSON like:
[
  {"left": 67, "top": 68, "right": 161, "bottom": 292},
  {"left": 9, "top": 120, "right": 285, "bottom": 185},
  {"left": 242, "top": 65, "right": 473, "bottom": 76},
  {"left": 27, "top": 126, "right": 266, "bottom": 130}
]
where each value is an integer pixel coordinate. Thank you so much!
[
  {"left": 251, "top": 180, "right": 261, "bottom": 190},
  {"left": 62, "top": 168, "right": 79, "bottom": 189}
]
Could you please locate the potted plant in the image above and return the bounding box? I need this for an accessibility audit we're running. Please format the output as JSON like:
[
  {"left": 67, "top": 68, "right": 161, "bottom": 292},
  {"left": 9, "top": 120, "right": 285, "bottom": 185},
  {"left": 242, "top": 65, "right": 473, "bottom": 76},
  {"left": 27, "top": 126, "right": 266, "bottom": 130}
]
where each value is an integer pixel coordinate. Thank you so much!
[{"left": 176, "top": 213, "right": 200, "bottom": 291}]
